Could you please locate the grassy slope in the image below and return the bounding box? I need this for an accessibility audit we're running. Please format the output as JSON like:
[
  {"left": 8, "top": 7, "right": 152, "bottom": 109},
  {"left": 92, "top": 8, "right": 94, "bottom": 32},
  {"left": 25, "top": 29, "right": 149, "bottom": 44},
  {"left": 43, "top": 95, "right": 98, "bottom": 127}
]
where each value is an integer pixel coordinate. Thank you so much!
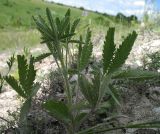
[
  {"left": 0, "top": 0, "right": 112, "bottom": 28},
  {"left": 0, "top": 0, "right": 136, "bottom": 51}
]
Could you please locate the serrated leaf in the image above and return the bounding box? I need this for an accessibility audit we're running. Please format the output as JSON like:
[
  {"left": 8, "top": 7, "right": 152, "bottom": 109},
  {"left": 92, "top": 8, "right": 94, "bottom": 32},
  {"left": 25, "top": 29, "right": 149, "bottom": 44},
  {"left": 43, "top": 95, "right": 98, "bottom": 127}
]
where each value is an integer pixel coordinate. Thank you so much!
[
  {"left": 71, "top": 18, "right": 80, "bottom": 34},
  {"left": 33, "top": 16, "right": 55, "bottom": 42},
  {"left": 46, "top": 8, "right": 57, "bottom": 39},
  {"left": 5, "top": 75, "right": 26, "bottom": 98},
  {"left": 25, "top": 56, "right": 36, "bottom": 96},
  {"left": 7, "top": 54, "right": 15, "bottom": 71},
  {"left": 34, "top": 53, "right": 52, "bottom": 62},
  {"left": 43, "top": 100, "right": 72, "bottom": 124},
  {"left": 59, "top": 15, "right": 70, "bottom": 38},
  {"left": 79, "top": 29, "right": 93, "bottom": 71},
  {"left": 112, "top": 69, "right": 160, "bottom": 80},
  {"left": 17, "top": 55, "right": 28, "bottom": 90},
  {"left": 109, "top": 31, "right": 137, "bottom": 73},
  {"left": 103, "top": 28, "right": 116, "bottom": 74},
  {"left": 55, "top": 17, "right": 61, "bottom": 33}
]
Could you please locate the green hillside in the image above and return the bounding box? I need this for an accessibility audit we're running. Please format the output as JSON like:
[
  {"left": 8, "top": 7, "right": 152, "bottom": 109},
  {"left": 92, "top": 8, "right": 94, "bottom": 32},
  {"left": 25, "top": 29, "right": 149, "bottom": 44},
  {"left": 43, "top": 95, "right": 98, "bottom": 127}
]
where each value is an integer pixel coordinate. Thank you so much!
[
  {"left": 0, "top": 0, "right": 116, "bottom": 28},
  {"left": 0, "top": 0, "right": 137, "bottom": 51}
]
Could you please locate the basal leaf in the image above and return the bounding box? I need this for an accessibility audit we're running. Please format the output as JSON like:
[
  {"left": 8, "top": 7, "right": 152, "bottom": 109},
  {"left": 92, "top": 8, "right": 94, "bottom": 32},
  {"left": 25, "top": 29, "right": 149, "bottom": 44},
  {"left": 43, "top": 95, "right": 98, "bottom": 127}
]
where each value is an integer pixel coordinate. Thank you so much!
[
  {"left": 79, "top": 75, "right": 99, "bottom": 107},
  {"left": 43, "top": 100, "right": 72, "bottom": 124}
]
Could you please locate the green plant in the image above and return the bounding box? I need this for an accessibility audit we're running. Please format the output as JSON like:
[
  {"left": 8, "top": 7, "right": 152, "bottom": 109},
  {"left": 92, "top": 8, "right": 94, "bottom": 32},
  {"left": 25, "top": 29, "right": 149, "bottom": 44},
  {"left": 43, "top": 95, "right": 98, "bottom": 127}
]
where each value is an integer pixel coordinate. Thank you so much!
[
  {"left": 5, "top": 54, "right": 40, "bottom": 134},
  {"left": 33, "top": 8, "right": 160, "bottom": 134},
  {"left": 0, "top": 54, "right": 15, "bottom": 93}
]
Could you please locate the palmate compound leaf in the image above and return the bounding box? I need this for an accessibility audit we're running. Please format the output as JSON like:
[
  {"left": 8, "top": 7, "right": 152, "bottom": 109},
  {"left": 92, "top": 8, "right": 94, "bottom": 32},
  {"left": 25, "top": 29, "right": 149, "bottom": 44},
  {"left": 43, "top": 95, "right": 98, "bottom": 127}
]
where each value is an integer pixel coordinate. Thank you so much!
[
  {"left": 33, "top": 15, "right": 56, "bottom": 43},
  {"left": 79, "top": 29, "right": 93, "bottom": 71},
  {"left": 34, "top": 8, "right": 77, "bottom": 47},
  {"left": 112, "top": 69, "right": 160, "bottom": 81},
  {"left": 43, "top": 100, "right": 72, "bottom": 124},
  {"left": 108, "top": 31, "right": 138, "bottom": 73},
  {"left": 102, "top": 27, "right": 116, "bottom": 74}
]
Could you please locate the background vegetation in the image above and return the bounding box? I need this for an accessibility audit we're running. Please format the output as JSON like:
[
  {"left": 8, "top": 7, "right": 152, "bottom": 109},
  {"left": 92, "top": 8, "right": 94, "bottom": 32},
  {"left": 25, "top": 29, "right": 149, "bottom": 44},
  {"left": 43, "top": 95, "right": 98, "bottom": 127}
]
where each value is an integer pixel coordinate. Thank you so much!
[{"left": 0, "top": 0, "right": 138, "bottom": 51}]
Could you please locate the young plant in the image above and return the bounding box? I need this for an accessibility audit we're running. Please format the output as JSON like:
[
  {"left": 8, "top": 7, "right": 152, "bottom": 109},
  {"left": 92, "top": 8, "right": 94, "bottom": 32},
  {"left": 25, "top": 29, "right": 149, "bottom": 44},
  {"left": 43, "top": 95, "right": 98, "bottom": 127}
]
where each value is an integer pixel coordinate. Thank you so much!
[
  {"left": 5, "top": 55, "right": 40, "bottom": 134},
  {"left": 34, "top": 8, "right": 160, "bottom": 134}
]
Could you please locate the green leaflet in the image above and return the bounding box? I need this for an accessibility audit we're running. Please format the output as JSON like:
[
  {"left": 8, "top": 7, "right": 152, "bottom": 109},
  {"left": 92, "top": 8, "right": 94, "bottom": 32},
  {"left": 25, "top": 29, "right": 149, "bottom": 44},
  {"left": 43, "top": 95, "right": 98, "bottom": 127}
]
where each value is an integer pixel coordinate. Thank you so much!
[
  {"left": 17, "top": 55, "right": 36, "bottom": 96},
  {"left": 7, "top": 54, "right": 15, "bottom": 71},
  {"left": 102, "top": 27, "right": 116, "bottom": 74},
  {"left": 108, "top": 31, "right": 137, "bottom": 73},
  {"left": 34, "top": 53, "right": 52, "bottom": 63},
  {"left": 17, "top": 55, "right": 28, "bottom": 91},
  {"left": 112, "top": 69, "right": 160, "bottom": 80},
  {"left": 46, "top": 7, "right": 57, "bottom": 40},
  {"left": 79, "top": 29, "right": 93, "bottom": 71},
  {"left": 5, "top": 75, "right": 26, "bottom": 98},
  {"left": 43, "top": 100, "right": 72, "bottom": 124},
  {"left": 25, "top": 56, "right": 36, "bottom": 95},
  {"left": 71, "top": 19, "right": 80, "bottom": 34}
]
